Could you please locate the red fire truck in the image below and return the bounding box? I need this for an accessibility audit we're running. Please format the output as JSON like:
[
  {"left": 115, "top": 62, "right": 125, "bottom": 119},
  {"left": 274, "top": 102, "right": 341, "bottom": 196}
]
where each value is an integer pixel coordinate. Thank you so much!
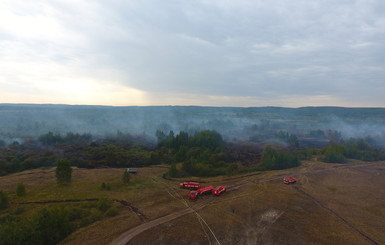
[
  {"left": 179, "top": 181, "right": 201, "bottom": 189},
  {"left": 188, "top": 186, "right": 214, "bottom": 200},
  {"left": 283, "top": 177, "right": 297, "bottom": 184},
  {"left": 212, "top": 185, "right": 226, "bottom": 196}
]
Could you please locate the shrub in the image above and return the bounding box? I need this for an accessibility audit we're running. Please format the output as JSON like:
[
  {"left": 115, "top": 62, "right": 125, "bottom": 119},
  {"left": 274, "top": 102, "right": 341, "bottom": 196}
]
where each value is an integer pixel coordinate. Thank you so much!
[
  {"left": 105, "top": 207, "right": 119, "bottom": 217},
  {"left": 323, "top": 144, "right": 347, "bottom": 163},
  {"left": 32, "top": 207, "right": 74, "bottom": 245},
  {"left": 168, "top": 163, "right": 178, "bottom": 178},
  {"left": 55, "top": 159, "right": 72, "bottom": 184},
  {"left": 16, "top": 182, "right": 26, "bottom": 196},
  {"left": 122, "top": 169, "right": 130, "bottom": 184},
  {"left": 67, "top": 207, "right": 84, "bottom": 221},
  {"left": 258, "top": 145, "right": 300, "bottom": 170},
  {"left": 97, "top": 197, "right": 110, "bottom": 212},
  {"left": 101, "top": 182, "right": 111, "bottom": 190},
  {"left": 0, "top": 190, "right": 9, "bottom": 210}
]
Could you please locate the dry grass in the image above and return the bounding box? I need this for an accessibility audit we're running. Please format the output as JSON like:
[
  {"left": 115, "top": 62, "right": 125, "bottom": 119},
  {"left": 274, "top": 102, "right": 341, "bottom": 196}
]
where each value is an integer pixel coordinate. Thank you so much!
[
  {"left": 301, "top": 163, "right": 385, "bottom": 244},
  {"left": 0, "top": 166, "right": 169, "bottom": 201},
  {"left": 59, "top": 211, "right": 140, "bottom": 245},
  {"left": 122, "top": 161, "right": 385, "bottom": 245},
  {"left": 1, "top": 161, "right": 385, "bottom": 244},
  {"left": 130, "top": 178, "right": 368, "bottom": 244}
]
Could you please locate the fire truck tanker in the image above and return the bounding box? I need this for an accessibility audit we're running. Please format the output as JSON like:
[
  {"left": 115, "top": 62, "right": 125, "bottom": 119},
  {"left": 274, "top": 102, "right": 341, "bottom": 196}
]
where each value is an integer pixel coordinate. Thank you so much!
[
  {"left": 188, "top": 186, "right": 213, "bottom": 200},
  {"left": 179, "top": 182, "right": 201, "bottom": 189},
  {"left": 188, "top": 185, "right": 226, "bottom": 200}
]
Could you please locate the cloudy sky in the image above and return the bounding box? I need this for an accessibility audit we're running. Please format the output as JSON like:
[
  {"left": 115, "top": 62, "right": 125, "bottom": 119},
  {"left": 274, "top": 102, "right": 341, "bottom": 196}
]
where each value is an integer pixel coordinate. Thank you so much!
[{"left": 1, "top": 0, "right": 384, "bottom": 107}]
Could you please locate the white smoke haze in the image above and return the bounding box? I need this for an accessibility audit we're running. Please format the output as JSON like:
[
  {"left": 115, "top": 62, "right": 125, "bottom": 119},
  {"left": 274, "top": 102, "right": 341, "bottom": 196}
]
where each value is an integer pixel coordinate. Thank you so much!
[{"left": 1, "top": 105, "right": 385, "bottom": 147}]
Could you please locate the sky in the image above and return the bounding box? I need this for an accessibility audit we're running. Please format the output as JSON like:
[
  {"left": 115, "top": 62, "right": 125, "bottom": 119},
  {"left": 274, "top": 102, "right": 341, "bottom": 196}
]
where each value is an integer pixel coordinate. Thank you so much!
[{"left": 0, "top": 0, "right": 384, "bottom": 107}]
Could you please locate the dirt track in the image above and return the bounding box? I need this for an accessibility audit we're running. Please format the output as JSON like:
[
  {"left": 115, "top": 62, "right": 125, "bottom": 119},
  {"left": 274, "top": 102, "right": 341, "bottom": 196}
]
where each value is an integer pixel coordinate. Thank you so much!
[{"left": 111, "top": 161, "right": 385, "bottom": 245}]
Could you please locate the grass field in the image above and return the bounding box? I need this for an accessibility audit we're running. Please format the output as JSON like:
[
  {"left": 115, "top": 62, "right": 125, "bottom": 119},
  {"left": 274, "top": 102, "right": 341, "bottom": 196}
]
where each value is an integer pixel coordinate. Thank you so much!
[{"left": 1, "top": 160, "right": 384, "bottom": 244}]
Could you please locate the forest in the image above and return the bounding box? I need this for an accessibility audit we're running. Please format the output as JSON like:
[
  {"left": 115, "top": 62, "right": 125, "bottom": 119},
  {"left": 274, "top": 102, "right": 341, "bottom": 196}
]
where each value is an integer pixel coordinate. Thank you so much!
[
  {"left": 0, "top": 129, "right": 384, "bottom": 178},
  {"left": 0, "top": 104, "right": 385, "bottom": 178},
  {"left": 1, "top": 105, "right": 385, "bottom": 245}
]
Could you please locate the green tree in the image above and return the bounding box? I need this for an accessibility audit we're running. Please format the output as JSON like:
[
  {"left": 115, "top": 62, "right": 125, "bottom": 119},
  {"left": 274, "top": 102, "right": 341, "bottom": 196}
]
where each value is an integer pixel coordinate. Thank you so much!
[
  {"left": 55, "top": 159, "right": 72, "bottom": 184},
  {"left": 122, "top": 169, "right": 130, "bottom": 184},
  {"left": 182, "top": 160, "right": 193, "bottom": 174},
  {"left": 33, "top": 206, "right": 73, "bottom": 245},
  {"left": 323, "top": 143, "right": 346, "bottom": 163},
  {"left": 16, "top": 182, "right": 26, "bottom": 196},
  {"left": 259, "top": 145, "right": 300, "bottom": 170},
  {"left": 169, "top": 163, "right": 178, "bottom": 177},
  {"left": 38, "top": 131, "right": 63, "bottom": 145},
  {"left": 97, "top": 197, "right": 110, "bottom": 212},
  {"left": 156, "top": 130, "right": 167, "bottom": 144},
  {"left": 288, "top": 134, "right": 299, "bottom": 148},
  {"left": 0, "top": 190, "right": 9, "bottom": 210},
  {"left": 260, "top": 145, "right": 277, "bottom": 170}
]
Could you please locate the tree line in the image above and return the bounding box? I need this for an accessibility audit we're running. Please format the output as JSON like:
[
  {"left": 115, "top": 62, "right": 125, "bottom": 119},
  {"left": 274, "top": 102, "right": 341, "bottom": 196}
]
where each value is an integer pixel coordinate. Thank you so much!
[
  {"left": 322, "top": 138, "right": 385, "bottom": 163},
  {"left": 156, "top": 130, "right": 232, "bottom": 177},
  {"left": 0, "top": 130, "right": 384, "bottom": 178}
]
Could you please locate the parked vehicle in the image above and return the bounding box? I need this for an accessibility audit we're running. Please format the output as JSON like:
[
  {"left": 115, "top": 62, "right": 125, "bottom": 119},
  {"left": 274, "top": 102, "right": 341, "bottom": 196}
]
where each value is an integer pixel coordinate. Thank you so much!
[
  {"left": 283, "top": 177, "right": 297, "bottom": 184},
  {"left": 188, "top": 186, "right": 213, "bottom": 200},
  {"left": 179, "top": 181, "right": 201, "bottom": 189},
  {"left": 126, "top": 168, "right": 137, "bottom": 174},
  {"left": 212, "top": 185, "right": 226, "bottom": 196},
  {"left": 188, "top": 190, "right": 199, "bottom": 200}
]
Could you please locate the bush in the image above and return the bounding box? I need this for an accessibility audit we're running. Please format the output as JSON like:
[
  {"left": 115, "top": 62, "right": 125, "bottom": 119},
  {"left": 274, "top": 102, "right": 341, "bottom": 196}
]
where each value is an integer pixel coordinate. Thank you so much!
[
  {"left": 97, "top": 197, "right": 110, "bottom": 212},
  {"left": 16, "top": 182, "right": 26, "bottom": 196},
  {"left": 14, "top": 206, "right": 25, "bottom": 215},
  {"left": 168, "top": 163, "right": 178, "bottom": 178},
  {"left": 79, "top": 208, "right": 102, "bottom": 227},
  {"left": 67, "top": 207, "right": 84, "bottom": 221},
  {"left": 32, "top": 207, "right": 74, "bottom": 245},
  {"left": 101, "top": 182, "right": 111, "bottom": 190},
  {"left": 323, "top": 144, "right": 347, "bottom": 163},
  {"left": 55, "top": 159, "right": 72, "bottom": 184},
  {"left": 258, "top": 145, "right": 300, "bottom": 170},
  {"left": 122, "top": 170, "right": 130, "bottom": 184},
  {"left": 105, "top": 207, "right": 119, "bottom": 217},
  {"left": 0, "top": 190, "right": 9, "bottom": 210},
  {"left": 1, "top": 206, "right": 75, "bottom": 245}
]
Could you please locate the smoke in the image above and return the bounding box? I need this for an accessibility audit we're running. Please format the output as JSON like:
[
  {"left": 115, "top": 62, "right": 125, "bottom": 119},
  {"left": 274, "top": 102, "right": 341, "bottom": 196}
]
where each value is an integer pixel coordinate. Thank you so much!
[
  {"left": 327, "top": 117, "right": 385, "bottom": 139},
  {"left": 1, "top": 104, "right": 385, "bottom": 146}
]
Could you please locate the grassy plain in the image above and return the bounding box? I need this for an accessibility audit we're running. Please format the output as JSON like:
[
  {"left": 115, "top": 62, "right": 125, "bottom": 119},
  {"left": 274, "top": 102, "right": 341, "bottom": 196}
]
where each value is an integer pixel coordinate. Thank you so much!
[{"left": 1, "top": 160, "right": 385, "bottom": 244}]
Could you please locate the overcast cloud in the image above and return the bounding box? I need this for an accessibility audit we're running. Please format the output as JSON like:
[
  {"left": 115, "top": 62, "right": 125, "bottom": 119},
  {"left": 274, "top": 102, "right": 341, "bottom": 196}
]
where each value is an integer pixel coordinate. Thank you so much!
[{"left": 0, "top": 0, "right": 384, "bottom": 106}]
